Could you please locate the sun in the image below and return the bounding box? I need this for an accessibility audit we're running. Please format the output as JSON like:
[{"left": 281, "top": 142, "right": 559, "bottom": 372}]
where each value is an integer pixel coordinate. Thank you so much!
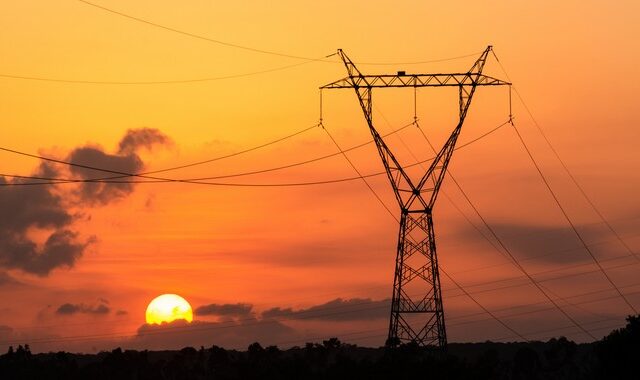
[{"left": 145, "top": 294, "right": 193, "bottom": 325}]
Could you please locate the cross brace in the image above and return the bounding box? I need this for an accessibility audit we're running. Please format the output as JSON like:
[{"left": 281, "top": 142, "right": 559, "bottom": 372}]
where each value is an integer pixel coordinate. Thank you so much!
[
  {"left": 320, "top": 46, "right": 510, "bottom": 348},
  {"left": 321, "top": 73, "right": 509, "bottom": 89}
]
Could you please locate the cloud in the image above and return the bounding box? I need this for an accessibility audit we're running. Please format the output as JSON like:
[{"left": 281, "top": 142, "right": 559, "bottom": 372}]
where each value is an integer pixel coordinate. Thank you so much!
[
  {"left": 0, "top": 162, "right": 93, "bottom": 276},
  {"left": 261, "top": 298, "right": 390, "bottom": 321},
  {"left": 117, "top": 127, "right": 171, "bottom": 155},
  {"left": 116, "top": 310, "right": 128, "bottom": 316},
  {"left": 67, "top": 147, "right": 143, "bottom": 205},
  {"left": 0, "top": 128, "right": 170, "bottom": 275},
  {"left": 195, "top": 303, "right": 254, "bottom": 317},
  {"left": 68, "top": 128, "right": 170, "bottom": 205},
  {"left": 454, "top": 221, "right": 621, "bottom": 265},
  {"left": 123, "top": 298, "right": 390, "bottom": 350},
  {"left": 131, "top": 318, "right": 295, "bottom": 350},
  {"left": 56, "top": 302, "right": 110, "bottom": 316}
]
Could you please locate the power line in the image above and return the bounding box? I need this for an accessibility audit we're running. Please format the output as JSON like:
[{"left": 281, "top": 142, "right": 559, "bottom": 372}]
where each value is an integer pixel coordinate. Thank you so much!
[
  {"left": 320, "top": 123, "right": 397, "bottom": 221},
  {"left": 0, "top": 122, "right": 322, "bottom": 183},
  {"left": 0, "top": 133, "right": 623, "bottom": 341},
  {"left": 13, "top": 232, "right": 639, "bottom": 335},
  {"left": 447, "top": 259, "right": 640, "bottom": 302},
  {"left": 371, "top": 106, "right": 509, "bottom": 271},
  {"left": 12, "top": 248, "right": 638, "bottom": 336},
  {"left": 373, "top": 110, "right": 603, "bottom": 341},
  {"left": 357, "top": 52, "right": 483, "bottom": 66},
  {"left": 416, "top": 121, "right": 598, "bottom": 340},
  {"left": 510, "top": 122, "right": 638, "bottom": 314},
  {"left": 368, "top": 111, "right": 528, "bottom": 341},
  {"left": 370, "top": 109, "right": 635, "bottom": 322},
  {"left": 6, "top": 222, "right": 637, "bottom": 344},
  {"left": 0, "top": 172, "right": 370, "bottom": 188},
  {"left": 448, "top": 283, "right": 640, "bottom": 324},
  {"left": 76, "top": 0, "right": 319, "bottom": 61},
  {"left": 491, "top": 49, "right": 640, "bottom": 263},
  {"left": 0, "top": 301, "right": 391, "bottom": 346},
  {"left": 1, "top": 125, "right": 599, "bottom": 344},
  {"left": 318, "top": 119, "right": 530, "bottom": 343},
  {"left": 2, "top": 121, "right": 412, "bottom": 183},
  {"left": 75, "top": 0, "right": 480, "bottom": 66},
  {"left": 0, "top": 60, "right": 316, "bottom": 85},
  {"left": 439, "top": 268, "right": 527, "bottom": 340},
  {"left": 494, "top": 319, "right": 622, "bottom": 343},
  {"left": 9, "top": 268, "right": 638, "bottom": 348},
  {"left": 141, "top": 123, "right": 321, "bottom": 175},
  {"left": 182, "top": 121, "right": 414, "bottom": 180},
  {"left": 0, "top": 119, "right": 509, "bottom": 187},
  {"left": 451, "top": 226, "right": 640, "bottom": 277},
  {"left": 7, "top": 278, "right": 636, "bottom": 348},
  {"left": 451, "top": 284, "right": 640, "bottom": 332},
  {"left": 0, "top": 52, "right": 486, "bottom": 85}
]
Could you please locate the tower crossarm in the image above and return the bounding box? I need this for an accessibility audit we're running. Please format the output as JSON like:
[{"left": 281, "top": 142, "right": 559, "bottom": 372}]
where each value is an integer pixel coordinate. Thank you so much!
[
  {"left": 320, "top": 73, "right": 509, "bottom": 89},
  {"left": 321, "top": 46, "right": 509, "bottom": 211}
]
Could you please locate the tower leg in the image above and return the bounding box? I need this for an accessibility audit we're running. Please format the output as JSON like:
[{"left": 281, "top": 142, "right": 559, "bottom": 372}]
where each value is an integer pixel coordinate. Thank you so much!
[{"left": 388, "top": 210, "right": 446, "bottom": 347}]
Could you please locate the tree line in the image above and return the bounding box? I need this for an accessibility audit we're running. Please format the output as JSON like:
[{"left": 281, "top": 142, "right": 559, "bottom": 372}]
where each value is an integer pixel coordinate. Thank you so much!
[{"left": 1, "top": 315, "right": 638, "bottom": 379}]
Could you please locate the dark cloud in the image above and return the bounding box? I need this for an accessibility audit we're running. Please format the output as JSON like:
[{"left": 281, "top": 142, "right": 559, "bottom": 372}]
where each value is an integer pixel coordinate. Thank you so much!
[
  {"left": 131, "top": 318, "right": 295, "bottom": 351},
  {"left": 56, "top": 303, "right": 80, "bottom": 315},
  {"left": 67, "top": 148, "right": 143, "bottom": 205},
  {"left": 117, "top": 128, "right": 171, "bottom": 155},
  {"left": 0, "top": 163, "right": 93, "bottom": 276},
  {"left": 262, "top": 298, "right": 390, "bottom": 321},
  {"left": 195, "top": 303, "right": 254, "bottom": 317},
  {"left": 68, "top": 128, "right": 170, "bottom": 205},
  {"left": 115, "top": 310, "right": 128, "bottom": 316},
  {"left": 56, "top": 302, "right": 110, "bottom": 316},
  {"left": 0, "top": 128, "right": 170, "bottom": 275},
  {"left": 457, "top": 221, "right": 619, "bottom": 265},
  {"left": 0, "top": 163, "right": 70, "bottom": 231}
]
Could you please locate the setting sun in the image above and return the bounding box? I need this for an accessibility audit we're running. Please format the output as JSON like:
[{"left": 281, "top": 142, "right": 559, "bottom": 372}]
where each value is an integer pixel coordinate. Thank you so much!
[{"left": 145, "top": 294, "right": 193, "bottom": 325}]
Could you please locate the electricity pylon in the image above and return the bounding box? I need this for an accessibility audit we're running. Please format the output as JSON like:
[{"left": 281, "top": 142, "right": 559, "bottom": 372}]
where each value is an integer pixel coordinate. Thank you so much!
[{"left": 321, "top": 46, "right": 510, "bottom": 348}]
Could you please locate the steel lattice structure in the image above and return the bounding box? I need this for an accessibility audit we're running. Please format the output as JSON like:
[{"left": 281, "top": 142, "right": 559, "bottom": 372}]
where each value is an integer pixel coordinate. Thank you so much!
[{"left": 321, "top": 46, "right": 510, "bottom": 348}]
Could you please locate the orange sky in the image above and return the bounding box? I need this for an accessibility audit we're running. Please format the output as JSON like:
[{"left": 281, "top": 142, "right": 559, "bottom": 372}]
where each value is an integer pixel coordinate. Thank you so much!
[{"left": 1, "top": 0, "right": 639, "bottom": 353}]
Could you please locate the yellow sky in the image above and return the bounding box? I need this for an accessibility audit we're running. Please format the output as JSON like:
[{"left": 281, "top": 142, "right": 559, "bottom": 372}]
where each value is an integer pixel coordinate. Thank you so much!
[{"left": 1, "top": 0, "right": 639, "bottom": 352}]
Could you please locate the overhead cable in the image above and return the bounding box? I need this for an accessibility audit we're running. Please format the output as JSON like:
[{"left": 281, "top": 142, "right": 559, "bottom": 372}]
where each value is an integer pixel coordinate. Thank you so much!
[
  {"left": 0, "top": 120, "right": 509, "bottom": 187},
  {"left": 416, "top": 121, "right": 598, "bottom": 339},
  {"left": 510, "top": 122, "right": 638, "bottom": 314},
  {"left": 491, "top": 49, "right": 640, "bottom": 263},
  {"left": 76, "top": 0, "right": 480, "bottom": 65}
]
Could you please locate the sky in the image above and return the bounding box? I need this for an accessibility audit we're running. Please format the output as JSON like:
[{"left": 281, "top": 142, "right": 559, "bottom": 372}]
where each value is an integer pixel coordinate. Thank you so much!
[{"left": 0, "top": 0, "right": 639, "bottom": 353}]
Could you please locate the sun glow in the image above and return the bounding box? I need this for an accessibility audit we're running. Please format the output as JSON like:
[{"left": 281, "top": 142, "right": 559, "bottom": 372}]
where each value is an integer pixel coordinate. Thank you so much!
[{"left": 145, "top": 294, "right": 193, "bottom": 325}]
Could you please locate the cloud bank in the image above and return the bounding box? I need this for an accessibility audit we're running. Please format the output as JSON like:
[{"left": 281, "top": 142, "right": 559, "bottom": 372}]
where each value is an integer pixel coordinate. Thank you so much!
[
  {"left": 195, "top": 303, "right": 254, "bottom": 318},
  {"left": 56, "top": 302, "right": 111, "bottom": 316},
  {"left": 261, "top": 298, "right": 390, "bottom": 321}
]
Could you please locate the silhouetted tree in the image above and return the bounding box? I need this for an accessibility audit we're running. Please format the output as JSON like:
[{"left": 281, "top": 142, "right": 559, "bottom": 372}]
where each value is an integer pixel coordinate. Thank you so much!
[
  {"left": 596, "top": 315, "right": 640, "bottom": 379},
  {"left": 1, "top": 321, "right": 639, "bottom": 380},
  {"left": 512, "top": 346, "right": 541, "bottom": 380},
  {"left": 474, "top": 348, "right": 501, "bottom": 380},
  {"left": 322, "top": 337, "right": 341, "bottom": 350}
]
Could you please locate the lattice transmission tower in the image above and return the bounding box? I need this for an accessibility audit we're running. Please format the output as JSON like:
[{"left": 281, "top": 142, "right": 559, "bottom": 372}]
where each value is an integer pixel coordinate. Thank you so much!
[{"left": 321, "top": 46, "right": 510, "bottom": 348}]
